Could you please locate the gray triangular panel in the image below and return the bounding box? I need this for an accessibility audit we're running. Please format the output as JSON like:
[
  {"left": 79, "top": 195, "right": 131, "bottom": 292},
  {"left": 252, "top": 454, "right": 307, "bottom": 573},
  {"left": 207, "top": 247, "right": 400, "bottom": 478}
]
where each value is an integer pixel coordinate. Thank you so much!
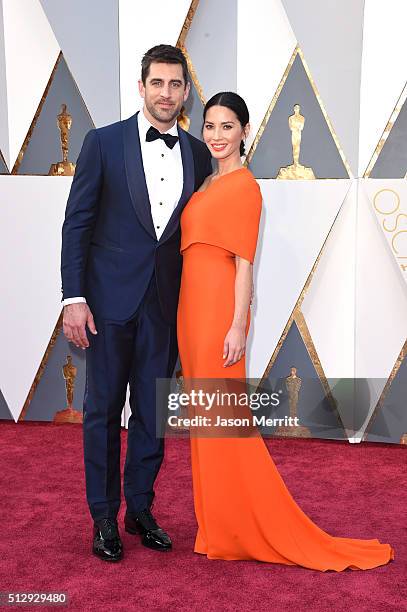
[
  {"left": 365, "top": 355, "right": 407, "bottom": 444},
  {"left": 16, "top": 55, "right": 94, "bottom": 175},
  {"left": 0, "top": 389, "right": 13, "bottom": 420},
  {"left": 249, "top": 54, "right": 349, "bottom": 179},
  {"left": 39, "top": 0, "right": 120, "bottom": 126},
  {"left": 181, "top": 69, "right": 204, "bottom": 141},
  {"left": 281, "top": 0, "right": 363, "bottom": 175},
  {"left": 260, "top": 322, "right": 345, "bottom": 440},
  {"left": 370, "top": 96, "right": 407, "bottom": 178},
  {"left": 23, "top": 330, "right": 85, "bottom": 421},
  {"left": 0, "top": 150, "right": 8, "bottom": 173}
]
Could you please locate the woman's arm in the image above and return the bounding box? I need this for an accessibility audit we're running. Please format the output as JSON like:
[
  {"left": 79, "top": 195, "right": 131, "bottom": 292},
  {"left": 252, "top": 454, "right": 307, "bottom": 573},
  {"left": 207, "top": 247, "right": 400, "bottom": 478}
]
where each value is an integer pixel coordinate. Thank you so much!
[{"left": 223, "top": 256, "right": 252, "bottom": 367}]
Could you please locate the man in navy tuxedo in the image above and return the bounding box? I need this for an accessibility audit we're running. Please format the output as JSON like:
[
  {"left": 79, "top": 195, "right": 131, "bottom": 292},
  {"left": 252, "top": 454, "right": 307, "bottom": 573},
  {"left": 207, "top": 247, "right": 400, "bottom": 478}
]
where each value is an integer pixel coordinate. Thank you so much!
[{"left": 61, "top": 45, "right": 212, "bottom": 562}]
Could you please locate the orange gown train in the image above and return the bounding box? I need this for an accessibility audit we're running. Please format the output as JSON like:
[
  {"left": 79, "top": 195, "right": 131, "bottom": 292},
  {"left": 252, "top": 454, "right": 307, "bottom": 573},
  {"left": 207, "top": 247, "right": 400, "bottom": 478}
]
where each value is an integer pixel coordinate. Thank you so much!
[{"left": 177, "top": 167, "right": 394, "bottom": 571}]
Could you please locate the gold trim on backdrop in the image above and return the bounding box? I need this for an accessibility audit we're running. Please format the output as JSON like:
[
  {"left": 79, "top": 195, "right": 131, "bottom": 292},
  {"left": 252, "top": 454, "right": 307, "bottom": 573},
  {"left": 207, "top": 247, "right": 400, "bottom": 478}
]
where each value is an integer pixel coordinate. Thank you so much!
[
  {"left": 179, "top": 45, "right": 206, "bottom": 106},
  {"left": 371, "top": 187, "right": 407, "bottom": 279},
  {"left": 362, "top": 337, "right": 407, "bottom": 441},
  {"left": 11, "top": 52, "right": 62, "bottom": 174},
  {"left": 364, "top": 81, "right": 407, "bottom": 178},
  {"left": 176, "top": 1, "right": 205, "bottom": 106},
  {"left": 294, "top": 310, "right": 345, "bottom": 429},
  {"left": 177, "top": 0, "right": 201, "bottom": 48},
  {"left": 11, "top": 51, "right": 95, "bottom": 175},
  {"left": 245, "top": 45, "right": 353, "bottom": 178},
  {"left": 18, "top": 311, "right": 63, "bottom": 421}
]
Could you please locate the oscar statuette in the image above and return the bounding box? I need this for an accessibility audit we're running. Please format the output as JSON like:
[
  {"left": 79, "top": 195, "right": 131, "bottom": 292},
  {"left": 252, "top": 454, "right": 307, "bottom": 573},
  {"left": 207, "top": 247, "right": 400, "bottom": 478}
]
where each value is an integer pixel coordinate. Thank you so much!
[
  {"left": 48, "top": 104, "right": 76, "bottom": 176},
  {"left": 276, "top": 104, "right": 315, "bottom": 180},
  {"left": 53, "top": 355, "right": 83, "bottom": 423},
  {"left": 276, "top": 367, "right": 311, "bottom": 438},
  {"left": 177, "top": 106, "right": 191, "bottom": 131},
  {"left": 169, "top": 369, "right": 190, "bottom": 433}
]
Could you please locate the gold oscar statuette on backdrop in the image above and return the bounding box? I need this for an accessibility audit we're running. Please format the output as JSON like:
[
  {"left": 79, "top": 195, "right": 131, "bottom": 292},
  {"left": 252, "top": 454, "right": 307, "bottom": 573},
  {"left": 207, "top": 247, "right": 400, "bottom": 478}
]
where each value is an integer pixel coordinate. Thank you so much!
[
  {"left": 177, "top": 106, "right": 190, "bottom": 132},
  {"left": 276, "top": 367, "right": 311, "bottom": 438},
  {"left": 53, "top": 355, "right": 83, "bottom": 423},
  {"left": 276, "top": 104, "right": 315, "bottom": 180},
  {"left": 48, "top": 104, "right": 76, "bottom": 176}
]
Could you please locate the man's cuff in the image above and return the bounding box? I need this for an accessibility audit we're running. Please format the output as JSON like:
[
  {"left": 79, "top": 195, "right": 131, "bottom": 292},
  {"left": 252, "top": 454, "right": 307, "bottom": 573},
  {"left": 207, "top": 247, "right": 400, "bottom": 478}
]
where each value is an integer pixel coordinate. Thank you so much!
[{"left": 62, "top": 297, "right": 87, "bottom": 306}]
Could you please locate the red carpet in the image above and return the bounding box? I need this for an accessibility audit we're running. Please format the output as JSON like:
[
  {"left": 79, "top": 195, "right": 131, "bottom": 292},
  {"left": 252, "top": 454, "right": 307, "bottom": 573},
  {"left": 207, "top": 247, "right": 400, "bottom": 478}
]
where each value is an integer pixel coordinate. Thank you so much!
[{"left": 0, "top": 422, "right": 405, "bottom": 611}]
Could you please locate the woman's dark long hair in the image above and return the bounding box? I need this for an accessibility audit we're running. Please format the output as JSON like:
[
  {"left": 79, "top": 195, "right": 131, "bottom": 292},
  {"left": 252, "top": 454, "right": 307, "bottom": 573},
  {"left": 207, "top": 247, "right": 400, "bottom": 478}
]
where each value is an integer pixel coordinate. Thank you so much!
[{"left": 203, "top": 92, "right": 249, "bottom": 156}]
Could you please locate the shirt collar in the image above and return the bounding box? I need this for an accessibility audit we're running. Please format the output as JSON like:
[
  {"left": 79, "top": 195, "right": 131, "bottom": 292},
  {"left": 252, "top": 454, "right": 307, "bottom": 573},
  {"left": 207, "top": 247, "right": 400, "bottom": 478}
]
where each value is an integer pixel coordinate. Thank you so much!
[{"left": 138, "top": 108, "right": 179, "bottom": 141}]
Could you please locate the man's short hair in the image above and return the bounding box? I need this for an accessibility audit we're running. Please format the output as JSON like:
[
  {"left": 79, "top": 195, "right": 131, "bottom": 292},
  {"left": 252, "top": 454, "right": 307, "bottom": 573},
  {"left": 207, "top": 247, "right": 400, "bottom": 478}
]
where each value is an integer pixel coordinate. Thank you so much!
[{"left": 141, "top": 44, "right": 189, "bottom": 86}]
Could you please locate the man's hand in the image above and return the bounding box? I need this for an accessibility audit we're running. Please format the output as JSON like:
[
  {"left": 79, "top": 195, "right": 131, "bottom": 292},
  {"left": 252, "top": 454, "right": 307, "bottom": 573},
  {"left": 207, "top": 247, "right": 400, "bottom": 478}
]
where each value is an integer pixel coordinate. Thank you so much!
[{"left": 63, "top": 303, "right": 97, "bottom": 349}]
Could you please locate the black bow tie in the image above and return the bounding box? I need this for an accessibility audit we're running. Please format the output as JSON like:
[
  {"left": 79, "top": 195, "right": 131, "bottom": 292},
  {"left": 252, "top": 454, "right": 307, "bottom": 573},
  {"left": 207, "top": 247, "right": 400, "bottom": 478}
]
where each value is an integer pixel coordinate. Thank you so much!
[{"left": 146, "top": 125, "right": 179, "bottom": 149}]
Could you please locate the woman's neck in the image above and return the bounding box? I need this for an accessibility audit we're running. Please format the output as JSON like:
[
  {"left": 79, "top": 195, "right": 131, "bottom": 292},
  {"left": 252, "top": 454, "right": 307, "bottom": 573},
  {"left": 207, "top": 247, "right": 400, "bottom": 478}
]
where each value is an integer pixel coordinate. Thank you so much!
[{"left": 215, "top": 154, "right": 243, "bottom": 176}]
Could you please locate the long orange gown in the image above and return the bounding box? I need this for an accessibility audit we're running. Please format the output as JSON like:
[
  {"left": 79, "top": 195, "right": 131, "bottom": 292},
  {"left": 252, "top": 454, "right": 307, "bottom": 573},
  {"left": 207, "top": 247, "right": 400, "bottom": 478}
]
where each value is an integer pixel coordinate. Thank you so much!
[{"left": 176, "top": 167, "right": 394, "bottom": 571}]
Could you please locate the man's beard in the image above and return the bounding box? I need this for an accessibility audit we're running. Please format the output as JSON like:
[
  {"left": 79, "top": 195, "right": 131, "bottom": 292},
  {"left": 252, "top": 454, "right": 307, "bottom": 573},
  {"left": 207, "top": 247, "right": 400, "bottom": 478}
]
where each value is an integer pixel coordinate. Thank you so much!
[{"left": 146, "top": 100, "right": 181, "bottom": 125}]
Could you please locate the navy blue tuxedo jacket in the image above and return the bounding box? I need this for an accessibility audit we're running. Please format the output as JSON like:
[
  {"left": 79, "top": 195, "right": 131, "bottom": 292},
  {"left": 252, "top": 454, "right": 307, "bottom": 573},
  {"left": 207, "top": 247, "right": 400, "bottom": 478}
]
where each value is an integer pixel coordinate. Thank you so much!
[{"left": 61, "top": 112, "right": 212, "bottom": 323}]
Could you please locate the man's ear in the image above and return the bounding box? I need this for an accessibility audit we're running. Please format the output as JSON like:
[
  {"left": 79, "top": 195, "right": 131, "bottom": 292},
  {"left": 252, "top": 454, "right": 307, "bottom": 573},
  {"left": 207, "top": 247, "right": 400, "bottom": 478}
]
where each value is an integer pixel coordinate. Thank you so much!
[
  {"left": 138, "top": 79, "right": 145, "bottom": 99},
  {"left": 183, "top": 81, "right": 191, "bottom": 102}
]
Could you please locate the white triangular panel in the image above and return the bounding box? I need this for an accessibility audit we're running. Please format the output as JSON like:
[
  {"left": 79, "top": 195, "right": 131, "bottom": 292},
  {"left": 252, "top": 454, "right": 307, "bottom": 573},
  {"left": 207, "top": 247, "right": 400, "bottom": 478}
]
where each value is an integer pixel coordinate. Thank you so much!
[
  {"left": 39, "top": 0, "right": 120, "bottom": 127},
  {"left": 301, "top": 181, "right": 356, "bottom": 378},
  {"left": 237, "top": 0, "right": 296, "bottom": 153},
  {"left": 353, "top": 179, "right": 407, "bottom": 436},
  {"left": 281, "top": 0, "right": 363, "bottom": 176},
  {"left": 2, "top": 0, "right": 60, "bottom": 170},
  {"left": 358, "top": 179, "right": 407, "bottom": 378},
  {"left": 0, "top": 177, "right": 71, "bottom": 420},
  {"left": 367, "top": 182, "right": 407, "bottom": 286},
  {"left": 0, "top": 1, "right": 9, "bottom": 168},
  {"left": 359, "top": 1, "right": 407, "bottom": 176},
  {"left": 247, "top": 180, "right": 351, "bottom": 379},
  {"left": 119, "top": 0, "right": 192, "bottom": 119}
]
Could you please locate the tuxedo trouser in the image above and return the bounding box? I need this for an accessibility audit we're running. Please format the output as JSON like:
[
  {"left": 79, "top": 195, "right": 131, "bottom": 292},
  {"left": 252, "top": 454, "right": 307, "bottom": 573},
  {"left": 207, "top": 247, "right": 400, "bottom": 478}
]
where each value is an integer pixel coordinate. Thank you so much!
[{"left": 83, "top": 274, "right": 178, "bottom": 521}]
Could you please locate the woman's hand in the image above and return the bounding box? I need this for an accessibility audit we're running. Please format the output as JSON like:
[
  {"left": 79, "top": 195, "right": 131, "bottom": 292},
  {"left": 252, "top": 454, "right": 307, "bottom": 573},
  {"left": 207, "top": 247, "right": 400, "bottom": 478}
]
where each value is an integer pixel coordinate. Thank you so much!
[{"left": 223, "top": 324, "right": 246, "bottom": 367}]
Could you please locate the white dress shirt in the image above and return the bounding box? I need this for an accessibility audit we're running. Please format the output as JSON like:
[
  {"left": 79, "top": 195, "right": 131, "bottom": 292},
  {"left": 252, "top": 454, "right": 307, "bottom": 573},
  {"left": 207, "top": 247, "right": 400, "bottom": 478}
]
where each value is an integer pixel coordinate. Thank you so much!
[{"left": 63, "top": 109, "right": 184, "bottom": 306}]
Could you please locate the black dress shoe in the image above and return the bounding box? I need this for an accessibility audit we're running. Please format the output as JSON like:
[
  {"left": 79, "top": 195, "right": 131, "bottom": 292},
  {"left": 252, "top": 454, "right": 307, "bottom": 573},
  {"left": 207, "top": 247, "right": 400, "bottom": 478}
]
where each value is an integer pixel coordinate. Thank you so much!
[
  {"left": 93, "top": 518, "right": 123, "bottom": 562},
  {"left": 124, "top": 508, "right": 172, "bottom": 551}
]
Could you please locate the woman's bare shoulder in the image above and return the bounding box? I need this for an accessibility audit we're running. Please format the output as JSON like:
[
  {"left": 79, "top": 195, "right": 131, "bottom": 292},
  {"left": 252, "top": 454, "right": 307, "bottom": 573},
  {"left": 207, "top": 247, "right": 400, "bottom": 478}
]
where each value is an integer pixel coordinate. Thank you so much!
[{"left": 196, "top": 173, "right": 216, "bottom": 193}]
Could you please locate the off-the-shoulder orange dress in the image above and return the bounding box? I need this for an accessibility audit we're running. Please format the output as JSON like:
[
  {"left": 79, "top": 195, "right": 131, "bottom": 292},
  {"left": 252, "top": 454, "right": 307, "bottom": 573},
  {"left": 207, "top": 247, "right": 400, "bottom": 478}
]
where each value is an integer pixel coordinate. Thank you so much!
[{"left": 177, "top": 167, "right": 394, "bottom": 571}]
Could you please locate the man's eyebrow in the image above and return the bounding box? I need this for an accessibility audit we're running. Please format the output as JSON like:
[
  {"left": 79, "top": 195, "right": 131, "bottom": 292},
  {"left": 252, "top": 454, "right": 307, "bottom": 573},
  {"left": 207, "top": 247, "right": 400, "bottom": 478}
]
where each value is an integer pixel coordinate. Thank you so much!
[{"left": 149, "top": 78, "right": 183, "bottom": 83}]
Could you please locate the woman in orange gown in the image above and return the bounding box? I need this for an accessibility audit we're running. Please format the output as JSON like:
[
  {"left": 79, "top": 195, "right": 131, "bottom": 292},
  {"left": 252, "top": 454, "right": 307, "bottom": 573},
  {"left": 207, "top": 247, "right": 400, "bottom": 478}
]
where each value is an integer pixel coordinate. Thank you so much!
[{"left": 177, "top": 92, "right": 394, "bottom": 571}]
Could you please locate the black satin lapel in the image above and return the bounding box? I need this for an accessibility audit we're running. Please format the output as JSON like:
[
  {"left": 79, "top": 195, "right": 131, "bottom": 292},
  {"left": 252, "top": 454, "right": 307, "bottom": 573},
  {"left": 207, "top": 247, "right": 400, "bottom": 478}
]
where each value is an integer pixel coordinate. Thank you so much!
[
  {"left": 123, "top": 112, "right": 156, "bottom": 240},
  {"left": 159, "top": 127, "right": 195, "bottom": 243}
]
